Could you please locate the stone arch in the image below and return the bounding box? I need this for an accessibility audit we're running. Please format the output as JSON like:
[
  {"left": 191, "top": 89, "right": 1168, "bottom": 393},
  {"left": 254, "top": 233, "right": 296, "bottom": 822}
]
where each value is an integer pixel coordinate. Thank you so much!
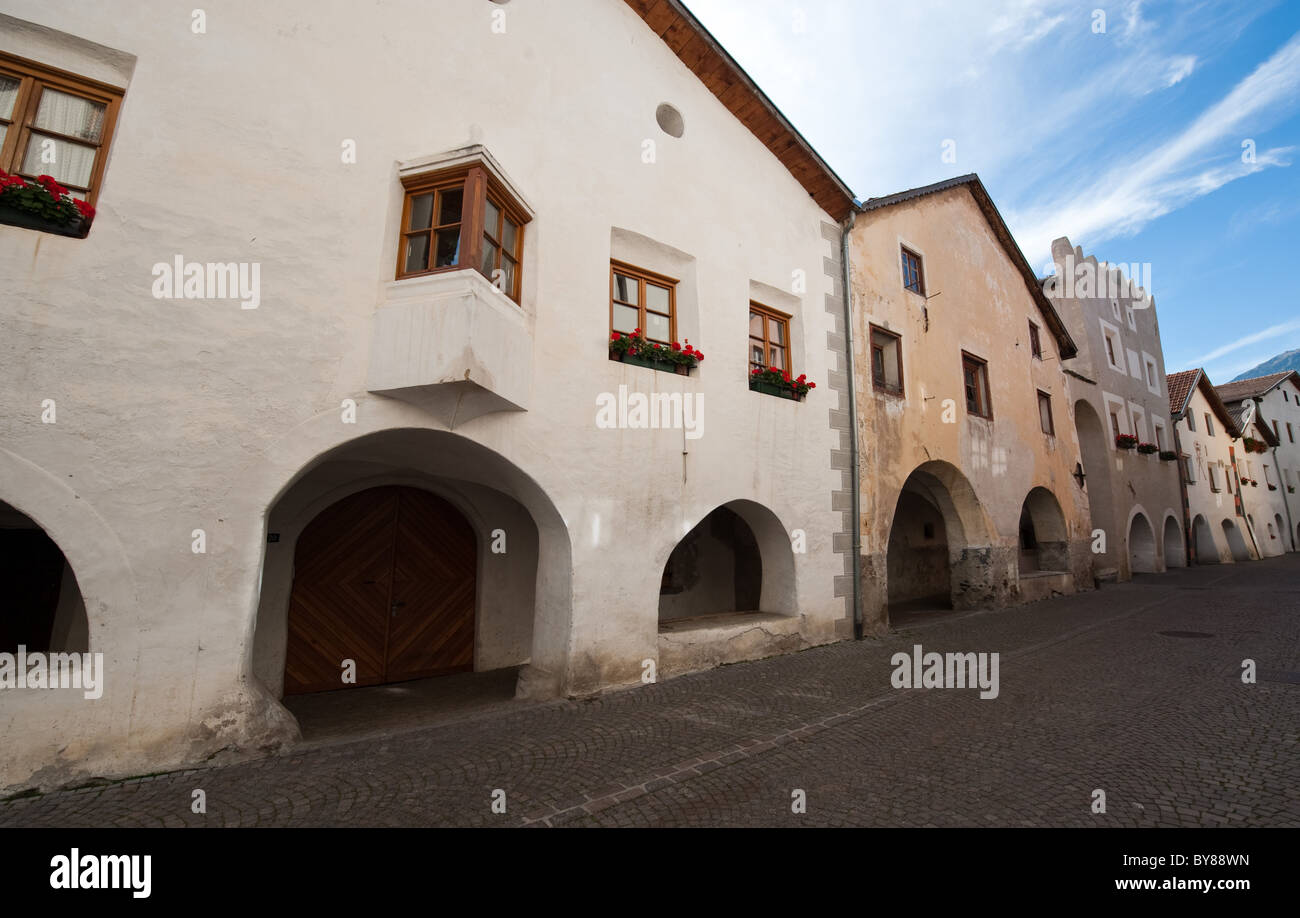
[
  {"left": 1126, "top": 509, "right": 1157, "bottom": 574},
  {"left": 1019, "top": 486, "right": 1070, "bottom": 574},
  {"left": 1192, "top": 514, "right": 1218, "bottom": 564},
  {"left": 238, "top": 413, "right": 573, "bottom": 704},
  {"left": 884, "top": 460, "right": 997, "bottom": 619},
  {"left": 656, "top": 499, "right": 795, "bottom": 622},
  {"left": 1073, "top": 399, "right": 1115, "bottom": 571},
  {"left": 1162, "top": 512, "right": 1185, "bottom": 568},
  {"left": 0, "top": 500, "right": 89, "bottom": 654},
  {"left": 0, "top": 447, "right": 138, "bottom": 660},
  {"left": 1221, "top": 519, "right": 1251, "bottom": 563}
]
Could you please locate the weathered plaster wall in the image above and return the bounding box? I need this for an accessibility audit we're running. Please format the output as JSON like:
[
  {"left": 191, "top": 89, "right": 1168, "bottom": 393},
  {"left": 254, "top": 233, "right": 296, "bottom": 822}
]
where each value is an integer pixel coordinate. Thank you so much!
[
  {"left": 847, "top": 187, "right": 1092, "bottom": 630},
  {"left": 1048, "top": 237, "right": 1184, "bottom": 578},
  {"left": 0, "top": 0, "right": 847, "bottom": 790}
]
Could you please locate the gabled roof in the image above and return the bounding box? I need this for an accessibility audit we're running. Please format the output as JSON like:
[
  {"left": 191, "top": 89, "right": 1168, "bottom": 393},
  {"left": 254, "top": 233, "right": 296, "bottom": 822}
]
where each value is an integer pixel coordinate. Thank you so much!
[
  {"left": 1215, "top": 370, "right": 1300, "bottom": 404},
  {"left": 1167, "top": 369, "right": 1198, "bottom": 418},
  {"left": 1167, "top": 368, "right": 1240, "bottom": 436},
  {"left": 856, "top": 174, "right": 1078, "bottom": 359},
  {"left": 1227, "top": 404, "right": 1280, "bottom": 446},
  {"left": 622, "top": 0, "right": 856, "bottom": 221}
]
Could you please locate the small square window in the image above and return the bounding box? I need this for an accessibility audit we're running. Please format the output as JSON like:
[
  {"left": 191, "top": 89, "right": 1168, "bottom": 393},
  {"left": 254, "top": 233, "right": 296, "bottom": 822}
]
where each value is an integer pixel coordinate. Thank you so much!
[
  {"left": 611, "top": 261, "right": 677, "bottom": 347},
  {"left": 1037, "top": 391, "right": 1054, "bottom": 435},
  {"left": 1028, "top": 321, "right": 1042, "bottom": 360},
  {"left": 749, "top": 303, "right": 791, "bottom": 375},
  {"left": 870, "top": 325, "right": 903, "bottom": 394},
  {"left": 901, "top": 247, "right": 925, "bottom": 296}
]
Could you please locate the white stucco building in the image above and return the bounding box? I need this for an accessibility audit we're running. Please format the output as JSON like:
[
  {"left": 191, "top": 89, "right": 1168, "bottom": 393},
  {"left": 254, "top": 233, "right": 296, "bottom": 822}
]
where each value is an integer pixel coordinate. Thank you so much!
[
  {"left": 1167, "top": 370, "right": 1256, "bottom": 564},
  {"left": 1216, "top": 371, "right": 1300, "bottom": 555},
  {"left": 0, "top": 1, "right": 859, "bottom": 791}
]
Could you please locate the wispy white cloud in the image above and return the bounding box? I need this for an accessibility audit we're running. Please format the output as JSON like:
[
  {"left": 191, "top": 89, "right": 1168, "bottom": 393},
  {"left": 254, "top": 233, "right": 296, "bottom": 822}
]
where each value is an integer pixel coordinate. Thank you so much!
[
  {"left": 1163, "top": 55, "right": 1198, "bottom": 87},
  {"left": 1187, "top": 317, "right": 1300, "bottom": 366},
  {"left": 1010, "top": 30, "right": 1300, "bottom": 262}
]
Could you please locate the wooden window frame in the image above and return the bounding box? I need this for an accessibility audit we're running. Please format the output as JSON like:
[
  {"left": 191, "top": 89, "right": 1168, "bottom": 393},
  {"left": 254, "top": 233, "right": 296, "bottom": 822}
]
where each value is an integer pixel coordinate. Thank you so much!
[
  {"left": 962, "top": 351, "right": 992, "bottom": 419},
  {"left": 869, "top": 324, "right": 904, "bottom": 396},
  {"left": 901, "top": 246, "right": 925, "bottom": 296},
  {"left": 609, "top": 260, "right": 677, "bottom": 346},
  {"left": 1028, "top": 320, "right": 1042, "bottom": 360},
  {"left": 1037, "top": 390, "right": 1054, "bottom": 435},
  {"left": 748, "top": 302, "right": 791, "bottom": 374},
  {"left": 397, "top": 162, "right": 529, "bottom": 302},
  {"left": 0, "top": 51, "right": 125, "bottom": 209}
]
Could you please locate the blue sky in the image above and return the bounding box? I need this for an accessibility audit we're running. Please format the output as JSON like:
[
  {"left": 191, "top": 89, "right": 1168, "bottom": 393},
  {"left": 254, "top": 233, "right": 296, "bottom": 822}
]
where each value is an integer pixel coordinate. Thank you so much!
[{"left": 684, "top": 0, "right": 1300, "bottom": 382}]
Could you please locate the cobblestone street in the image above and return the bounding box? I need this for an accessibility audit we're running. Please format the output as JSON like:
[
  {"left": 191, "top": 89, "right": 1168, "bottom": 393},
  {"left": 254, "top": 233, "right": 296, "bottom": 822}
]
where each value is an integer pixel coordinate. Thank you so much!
[{"left": 4, "top": 555, "right": 1297, "bottom": 828}]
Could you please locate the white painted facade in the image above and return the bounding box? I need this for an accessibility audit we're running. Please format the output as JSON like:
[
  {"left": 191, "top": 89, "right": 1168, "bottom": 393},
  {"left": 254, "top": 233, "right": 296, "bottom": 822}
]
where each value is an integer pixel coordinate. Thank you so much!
[
  {"left": 1174, "top": 383, "right": 1255, "bottom": 564},
  {"left": 0, "top": 1, "right": 852, "bottom": 791}
]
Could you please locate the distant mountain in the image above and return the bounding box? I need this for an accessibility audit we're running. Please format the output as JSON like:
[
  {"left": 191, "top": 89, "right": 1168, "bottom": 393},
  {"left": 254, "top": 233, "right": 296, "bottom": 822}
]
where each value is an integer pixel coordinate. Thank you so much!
[{"left": 1232, "top": 349, "right": 1300, "bottom": 382}]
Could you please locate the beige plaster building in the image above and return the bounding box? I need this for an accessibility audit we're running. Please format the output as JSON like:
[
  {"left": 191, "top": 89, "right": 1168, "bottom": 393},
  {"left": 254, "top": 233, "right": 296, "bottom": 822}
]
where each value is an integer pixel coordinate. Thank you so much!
[{"left": 846, "top": 176, "right": 1093, "bottom": 631}]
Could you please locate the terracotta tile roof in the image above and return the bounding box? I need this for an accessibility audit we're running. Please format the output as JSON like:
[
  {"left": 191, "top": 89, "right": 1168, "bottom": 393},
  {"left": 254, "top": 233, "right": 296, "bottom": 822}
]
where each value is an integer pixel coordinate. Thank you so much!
[
  {"left": 1166, "top": 369, "right": 1199, "bottom": 417},
  {"left": 1215, "top": 370, "right": 1300, "bottom": 404}
]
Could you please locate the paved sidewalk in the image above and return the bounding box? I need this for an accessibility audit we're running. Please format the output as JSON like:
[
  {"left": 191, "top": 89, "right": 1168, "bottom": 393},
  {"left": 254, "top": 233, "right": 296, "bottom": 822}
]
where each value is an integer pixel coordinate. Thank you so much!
[{"left": 3, "top": 555, "right": 1297, "bottom": 827}]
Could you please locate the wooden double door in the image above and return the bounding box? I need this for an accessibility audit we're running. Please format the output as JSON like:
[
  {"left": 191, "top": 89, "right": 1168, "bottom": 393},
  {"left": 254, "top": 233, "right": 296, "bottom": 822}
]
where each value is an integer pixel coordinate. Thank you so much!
[{"left": 284, "top": 486, "right": 476, "bottom": 695}]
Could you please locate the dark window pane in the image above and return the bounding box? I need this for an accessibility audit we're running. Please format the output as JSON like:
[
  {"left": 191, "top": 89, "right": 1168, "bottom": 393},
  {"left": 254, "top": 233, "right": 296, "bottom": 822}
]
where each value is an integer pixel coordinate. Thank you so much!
[
  {"left": 484, "top": 198, "right": 501, "bottom": 240},
  {"left": 502, "top": 216, "right": 518, "bottom": 253},
  {"left": 438, "top": 188, "right": 463, "bottom": 226},
  {"left": 434, "top": 228, "right": 460, "bottom": 267}
]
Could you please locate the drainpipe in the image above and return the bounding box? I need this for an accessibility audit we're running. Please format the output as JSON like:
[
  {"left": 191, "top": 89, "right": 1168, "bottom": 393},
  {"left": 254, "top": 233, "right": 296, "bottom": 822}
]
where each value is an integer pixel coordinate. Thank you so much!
[
  {"left": 1272, "top": 442, "right": 1296, "bottom": 552},
  {"left": 841, "top": 212, "right": 863, "bottom": 639},
  {"left": 1171, "top": 421, "right": 1192, "bottom": 565}
]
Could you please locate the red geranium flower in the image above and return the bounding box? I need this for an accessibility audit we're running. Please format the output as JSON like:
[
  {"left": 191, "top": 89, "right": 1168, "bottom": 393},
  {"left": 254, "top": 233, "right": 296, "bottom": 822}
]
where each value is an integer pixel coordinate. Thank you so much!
[{"left": 73, "top": 199, "right": 96, "bottom": 220}]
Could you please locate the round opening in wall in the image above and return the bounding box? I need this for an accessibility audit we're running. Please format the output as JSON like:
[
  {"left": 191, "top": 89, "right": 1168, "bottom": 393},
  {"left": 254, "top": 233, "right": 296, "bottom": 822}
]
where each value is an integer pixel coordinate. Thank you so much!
[{"left": 656, "top": 103, "right": 685, "bottom": 138}]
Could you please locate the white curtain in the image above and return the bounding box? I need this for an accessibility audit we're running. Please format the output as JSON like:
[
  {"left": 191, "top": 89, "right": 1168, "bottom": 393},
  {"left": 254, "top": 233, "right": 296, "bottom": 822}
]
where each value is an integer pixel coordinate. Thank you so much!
[{"left": 19, "top": 88, "right": 103, "bottom": 189}]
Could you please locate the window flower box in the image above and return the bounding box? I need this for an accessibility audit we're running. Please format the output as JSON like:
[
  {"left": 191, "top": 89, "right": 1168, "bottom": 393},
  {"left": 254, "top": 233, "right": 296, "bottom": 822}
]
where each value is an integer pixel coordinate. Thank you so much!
[
  {"left": 1250, "top": 480, "right": 1258, "bottom": 487},
  {"left": 749, "top": 366, "right": 813, "bottom": 401},
  {"left": 0, "top": 171, "right": 94, "bottom": 238},
  {"left": 1158, "top": 450, "right": 1178, "bottom": 461},
  {"left": 610, "top": 329, "right": 701, "bottom": 375},
  {"left": 1268, "top": 484, "right": 1278, "bottom": 491},
  {"left": 1288, "top": 485, "right": 1295, "bottom": 494},
  {"left": 1242, "top": 436, "right": 1260, "bottom": 453},
  {"left": 1136, "top": 442, "right": 1158, "bottom": 455},
  {"left": 1115, "top": 434, "right": 1138, "bottom": 450}
]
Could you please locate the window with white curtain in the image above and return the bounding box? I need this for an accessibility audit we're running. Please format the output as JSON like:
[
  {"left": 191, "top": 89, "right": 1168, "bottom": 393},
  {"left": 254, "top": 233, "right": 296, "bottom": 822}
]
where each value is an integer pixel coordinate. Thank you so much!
[{"left": 0, "top": 51, "right": 124, "bottom": 206}]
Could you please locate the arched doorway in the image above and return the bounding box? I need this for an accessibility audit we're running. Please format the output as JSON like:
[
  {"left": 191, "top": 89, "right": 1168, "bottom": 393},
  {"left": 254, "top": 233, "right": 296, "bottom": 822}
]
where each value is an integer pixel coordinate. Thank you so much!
[
  {"left": 884, "top": 461, "right": 995, "bottom": 620},
  {"left": 1221, "top": 519, "right": 1251, "bottom": 562},
  {"left": 0, "top": 500, "right": 88, "bottom": 654},
  {"left": 1127, "top": 512, "right": 1157, "bottom": 573},
  {"left": 1019, "top": 487, "right": 1069, "bottom": 574},
  {"left": 252, "top": 427, "right": 566, "bottom": 708},
  {"left": 283, "top": 486, "right": 476, "bottom": 694},
  {"left": 1275, "top": 514, "right": 1287, "bottom": 552},
  {"left": 1073, "top": 400, "right": 1115, "bottom": 572},
  {"left": 1192, "top": 514, "right": 1218, "bottom": 564},
  {"left": 1162, "top": 514, "right": 1185, "bottom": 567},
  {"left": 659, "top": 506, "right": 762, "bottom": 622}
]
